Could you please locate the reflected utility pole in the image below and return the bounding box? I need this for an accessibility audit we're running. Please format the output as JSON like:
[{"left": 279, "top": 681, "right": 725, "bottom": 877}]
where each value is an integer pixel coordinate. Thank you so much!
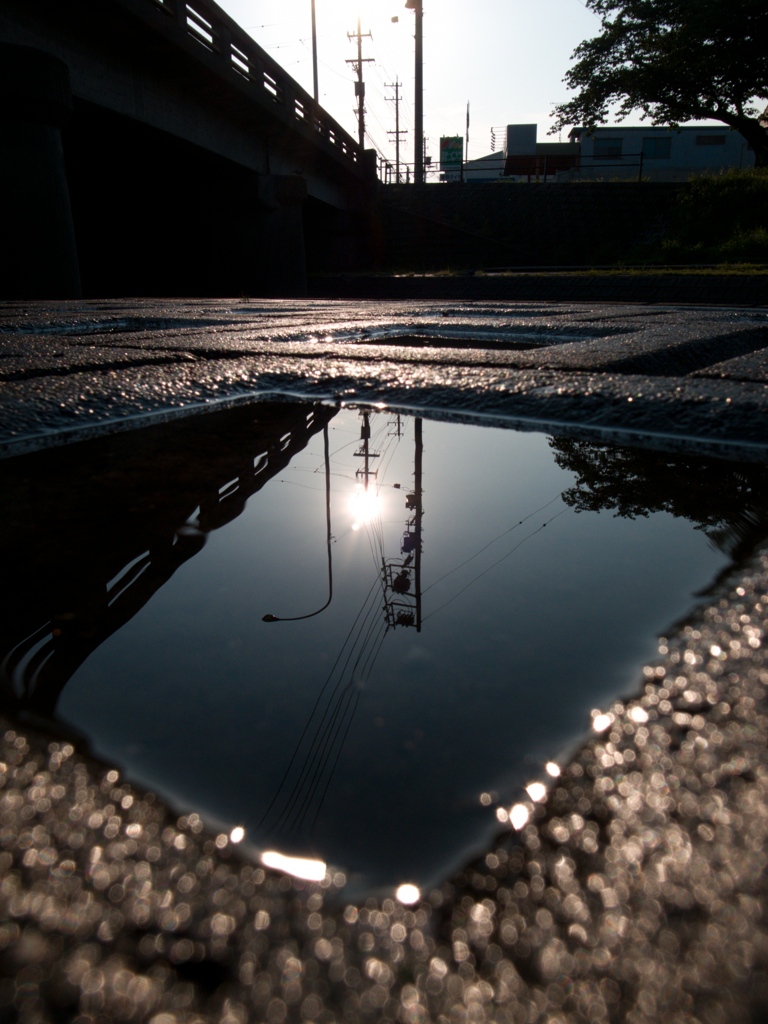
[
  {"left": 388, "top": 413, "right": 403, "bottom": 439},
  {"left": 354, "top": 410, "right": 380, "bottom": 490},
  {"left": 382, "top": 417, "right": 423, "bottom": 632}
]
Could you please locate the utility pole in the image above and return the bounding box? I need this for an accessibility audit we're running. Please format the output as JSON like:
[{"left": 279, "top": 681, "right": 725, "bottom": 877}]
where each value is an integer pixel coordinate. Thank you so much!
[
  {"left": 405, "top": 0, "right": 424, "bottom": 184},
  {"left": 386, "top": 79, "right": 407, "bottom": 183},
  {"left": 346, "top": 17, "right": 373, "bottom": 150}
]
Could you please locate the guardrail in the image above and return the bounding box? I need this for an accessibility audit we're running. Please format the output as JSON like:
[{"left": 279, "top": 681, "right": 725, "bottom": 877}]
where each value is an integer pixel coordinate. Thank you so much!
[{"left": 144, "top": 0, "right": 362, "bottom": 168}]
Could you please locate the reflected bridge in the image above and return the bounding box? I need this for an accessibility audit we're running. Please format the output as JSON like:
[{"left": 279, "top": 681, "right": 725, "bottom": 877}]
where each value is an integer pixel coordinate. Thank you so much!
[{"left": 0, "top": 402, "right": 335, "bottom": 727}]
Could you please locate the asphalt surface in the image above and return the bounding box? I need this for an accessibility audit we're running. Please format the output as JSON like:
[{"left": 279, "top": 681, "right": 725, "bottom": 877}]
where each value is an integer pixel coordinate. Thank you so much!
[{"left": 2, "top": 296, "right": 768, "bottom": 1022}]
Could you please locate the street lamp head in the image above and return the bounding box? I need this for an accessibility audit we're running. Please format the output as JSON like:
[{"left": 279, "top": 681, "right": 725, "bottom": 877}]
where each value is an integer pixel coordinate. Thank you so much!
[{"left": 262, "top": 614, "right": 279, "bottom": 622}]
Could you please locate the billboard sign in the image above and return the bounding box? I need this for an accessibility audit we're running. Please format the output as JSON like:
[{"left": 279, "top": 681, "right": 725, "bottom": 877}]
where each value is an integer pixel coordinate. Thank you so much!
[{"left": 440, "top": 136, "right": 463, "bottom": 170}]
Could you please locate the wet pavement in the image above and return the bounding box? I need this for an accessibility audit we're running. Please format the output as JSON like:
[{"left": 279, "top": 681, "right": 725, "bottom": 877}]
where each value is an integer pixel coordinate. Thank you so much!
[
  {"left": 1, "top": 298, "right": 768, "bottom": 457},
  {"left": 2, "top": 297, "right": 768, "bottom": 1022}
]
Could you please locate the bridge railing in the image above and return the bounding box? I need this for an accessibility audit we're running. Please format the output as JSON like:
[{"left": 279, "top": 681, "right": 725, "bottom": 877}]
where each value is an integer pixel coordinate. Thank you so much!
[{"left": 145, "top": 0, "right": 362, "bottom": 168}]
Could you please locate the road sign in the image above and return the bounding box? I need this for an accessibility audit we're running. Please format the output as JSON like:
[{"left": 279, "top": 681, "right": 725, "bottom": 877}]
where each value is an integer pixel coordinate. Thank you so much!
[{"left": 440, "top": 136, "right": 463, "bottom": 171}]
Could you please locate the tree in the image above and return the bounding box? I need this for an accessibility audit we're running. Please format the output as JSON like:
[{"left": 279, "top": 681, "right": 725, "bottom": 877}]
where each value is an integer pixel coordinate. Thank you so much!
[{"left": 550, "top": 0, "right": 768, "bottom": 167}]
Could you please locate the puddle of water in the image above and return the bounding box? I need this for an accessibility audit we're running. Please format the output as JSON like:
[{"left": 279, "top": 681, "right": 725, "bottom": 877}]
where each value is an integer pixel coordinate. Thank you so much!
[{"left": 2, "top": 401, "right": 767, "bottom": 896}]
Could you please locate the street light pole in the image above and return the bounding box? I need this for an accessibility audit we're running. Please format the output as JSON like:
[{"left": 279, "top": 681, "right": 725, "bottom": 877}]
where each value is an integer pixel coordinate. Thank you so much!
[
  {"left": 311, "top": 0, "right": 318, "bottom": 103},
  {"left": 405, "top": 0, "right": 423, "bottom": 184}
]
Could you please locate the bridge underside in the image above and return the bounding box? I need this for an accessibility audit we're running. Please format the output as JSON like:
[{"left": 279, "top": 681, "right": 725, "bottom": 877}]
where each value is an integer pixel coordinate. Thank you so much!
[
  {"left": 63, "top": 102, "right": 372, "bottom": 298},
  {"left": 0, "top": 0, "right": 375, "bottom": 298}
]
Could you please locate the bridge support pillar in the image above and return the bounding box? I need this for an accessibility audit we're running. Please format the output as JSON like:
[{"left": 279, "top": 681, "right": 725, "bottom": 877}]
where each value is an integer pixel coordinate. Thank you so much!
[
  {"left": 0, "top": 44, "right": 81, "bottom": 299},
  {"left": 256, "top": 174, "right": 308, "bottom": 297}
]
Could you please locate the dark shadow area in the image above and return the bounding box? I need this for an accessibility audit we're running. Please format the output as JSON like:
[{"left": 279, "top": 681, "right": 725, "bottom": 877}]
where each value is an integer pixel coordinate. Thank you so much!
[
  {"left": 62, "top": 102, "right": 268, "bottom": 297},
  {"left": 303, "top": 195, "right": 371, "bottom": 276}
]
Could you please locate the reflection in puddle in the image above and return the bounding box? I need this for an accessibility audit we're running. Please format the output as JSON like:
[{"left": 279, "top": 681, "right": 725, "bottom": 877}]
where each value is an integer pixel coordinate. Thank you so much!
[{"left": 2, "top": 401, "right": 768, "bottom": 895}]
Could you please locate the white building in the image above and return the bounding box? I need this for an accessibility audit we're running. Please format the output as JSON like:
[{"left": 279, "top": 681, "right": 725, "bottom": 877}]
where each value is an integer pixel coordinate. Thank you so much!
[
  {"left": 432, "top": 123, "right": 756, "bottom": 184},
  {"left": 566, "top": 125, "right": 755, "bottom": 181}
]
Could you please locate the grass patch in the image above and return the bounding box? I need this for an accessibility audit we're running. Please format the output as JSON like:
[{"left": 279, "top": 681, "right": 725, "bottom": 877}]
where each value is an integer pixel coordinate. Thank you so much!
[
  {"left": 575, "top": 264, "right": 768, "bottom": 277},
  {"left": 479, "top": 265, "right": 768, "bottom": 277},
  {"left": 657, "top": 169, "right": 768, "bottom": 264}
]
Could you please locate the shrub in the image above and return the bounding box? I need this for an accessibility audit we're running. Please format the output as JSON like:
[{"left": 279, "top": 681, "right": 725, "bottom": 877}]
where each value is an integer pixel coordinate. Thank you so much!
[{"left": 661, "top": 169, "right": 768, "bottom": 263}]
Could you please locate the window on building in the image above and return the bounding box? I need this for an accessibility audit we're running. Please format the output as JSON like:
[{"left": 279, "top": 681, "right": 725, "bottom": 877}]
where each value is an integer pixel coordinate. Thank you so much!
[
  {"left": 696, "top": 135, "right": 726, "bottom": 146},
  {"left": 642, "top": 137, "right": 672, "bottom": 159},
  {"left": 593, "top": 138, "right": 622, "bottom": 160}
]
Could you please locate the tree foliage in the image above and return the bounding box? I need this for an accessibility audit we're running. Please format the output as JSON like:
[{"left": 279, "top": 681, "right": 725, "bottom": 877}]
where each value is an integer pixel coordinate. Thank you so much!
[{"left": 551, "top": 0, "right": 768, "bottom": 166}]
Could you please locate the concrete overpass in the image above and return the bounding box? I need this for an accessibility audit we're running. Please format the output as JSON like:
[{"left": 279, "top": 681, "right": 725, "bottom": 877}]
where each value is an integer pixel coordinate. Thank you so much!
[{"left": 0, "top": 0, "right": 377, "bottom": 298}]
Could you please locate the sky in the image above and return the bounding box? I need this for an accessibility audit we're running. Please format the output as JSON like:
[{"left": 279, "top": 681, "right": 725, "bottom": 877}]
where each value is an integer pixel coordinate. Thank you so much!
[{"left": 214, "top": 0, "right": 601, "bottom": 175}]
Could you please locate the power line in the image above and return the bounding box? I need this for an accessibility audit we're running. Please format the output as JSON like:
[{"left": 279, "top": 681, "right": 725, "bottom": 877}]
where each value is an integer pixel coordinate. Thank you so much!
[{"left": 424, "top": 508, "right": 569, "bottom": 622}]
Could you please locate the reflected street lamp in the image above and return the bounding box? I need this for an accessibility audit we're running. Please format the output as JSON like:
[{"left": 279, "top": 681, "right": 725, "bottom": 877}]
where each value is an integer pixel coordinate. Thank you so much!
[{"left": 262, "top": 424, "right": 333, "bottom": 622}]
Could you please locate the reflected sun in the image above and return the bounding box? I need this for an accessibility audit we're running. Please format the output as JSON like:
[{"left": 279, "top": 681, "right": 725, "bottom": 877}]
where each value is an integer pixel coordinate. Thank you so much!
[{"left": 350, "top": 486, "right": 380, "bottom": 529}]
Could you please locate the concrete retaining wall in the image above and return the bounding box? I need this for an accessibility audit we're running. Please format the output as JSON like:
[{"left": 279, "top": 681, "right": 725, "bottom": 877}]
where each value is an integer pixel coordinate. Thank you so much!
[
  {"left": 309, "top": 272, "right": 768, "bottom": 306},
  {"left": 371, "top": 181, "right": 683, "bottom": 270}
]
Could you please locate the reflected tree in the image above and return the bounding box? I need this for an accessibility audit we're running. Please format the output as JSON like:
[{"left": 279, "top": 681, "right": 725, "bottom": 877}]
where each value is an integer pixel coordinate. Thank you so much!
[{"left": 549, "top": 437, "right": 768, "bottom": 560}]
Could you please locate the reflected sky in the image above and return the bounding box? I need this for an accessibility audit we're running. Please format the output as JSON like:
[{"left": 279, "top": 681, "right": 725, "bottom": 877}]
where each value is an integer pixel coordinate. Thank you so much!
[{"left": 2, "top": 404, "right": 765, "bottom": 895}]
